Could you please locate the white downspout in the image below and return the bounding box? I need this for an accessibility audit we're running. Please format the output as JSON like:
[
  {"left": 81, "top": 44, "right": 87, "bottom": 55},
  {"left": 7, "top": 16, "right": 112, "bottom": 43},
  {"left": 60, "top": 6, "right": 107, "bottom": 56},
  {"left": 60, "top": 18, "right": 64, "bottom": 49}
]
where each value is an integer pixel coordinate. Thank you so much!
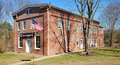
[{"left": 48, "top": 4, "right": 51, "bottom": 56}]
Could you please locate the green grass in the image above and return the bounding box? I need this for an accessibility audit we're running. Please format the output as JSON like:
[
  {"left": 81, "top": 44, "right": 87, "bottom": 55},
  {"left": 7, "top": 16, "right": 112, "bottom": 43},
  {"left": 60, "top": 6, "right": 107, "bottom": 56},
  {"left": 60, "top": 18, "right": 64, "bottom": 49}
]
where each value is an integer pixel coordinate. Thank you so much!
[
  {"left": 22, "top": 47, "right": 120, "bottom": 65},
  {"left": 0, "top": 53, "right": 34, "bottom": 65}
]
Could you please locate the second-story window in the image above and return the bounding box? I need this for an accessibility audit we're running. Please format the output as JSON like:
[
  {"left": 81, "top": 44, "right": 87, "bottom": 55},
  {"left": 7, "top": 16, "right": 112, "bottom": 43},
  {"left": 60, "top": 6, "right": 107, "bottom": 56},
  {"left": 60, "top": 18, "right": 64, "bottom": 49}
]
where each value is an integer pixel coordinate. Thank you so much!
[
  {"left": 66, "top": 21, "right": 69, "bottom": 30},
  {"left": 26, "top": 9, "right": 31, "bottom": 15},
  {"left": 18, "top": 22, "right": 20, "bottom": 31},
  {"left": 58, "top": 19, "right": 62, "bottom": 29},
  {"left": 101, "top": 28, "right": 102, "bottom": 34},
  {"left": 80, "top": 24, "right": 82, "bottom": 31},
  {"left": 93, "top": 27, "right": 97, "bottom": 33},
  {"left": 99, "top": 28, "right": 100, "bottom": 33},
  {"left": 76, "top": 23, "right": 79, "bottom": 31},
  {"left": 23, "top": 21, "right": 26, "bottom": 30}
]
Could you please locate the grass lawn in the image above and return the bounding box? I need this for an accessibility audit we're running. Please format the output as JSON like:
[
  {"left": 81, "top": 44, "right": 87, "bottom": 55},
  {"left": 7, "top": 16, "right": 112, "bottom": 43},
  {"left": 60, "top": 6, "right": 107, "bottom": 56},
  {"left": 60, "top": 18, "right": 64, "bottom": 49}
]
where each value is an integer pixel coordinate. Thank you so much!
[
  {"left": 0, "top": 53, "right": 34, "bottom": 65},
  {"left": 22, "top": 47, "right": 120, "bottom": 65}
]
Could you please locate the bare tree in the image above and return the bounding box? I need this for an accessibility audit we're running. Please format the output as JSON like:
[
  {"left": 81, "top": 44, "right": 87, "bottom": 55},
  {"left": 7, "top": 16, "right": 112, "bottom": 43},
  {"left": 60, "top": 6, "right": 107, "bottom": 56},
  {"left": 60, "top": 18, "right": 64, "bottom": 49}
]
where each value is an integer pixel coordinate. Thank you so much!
[
  {"left": 99, "top": 2, "right": 120, "bottom": 47},
  {"left": 0, "top": 0, "right": 3, "bottom": 23},
  {"left": 74, "top": 0, "right": 101, "bottom": 54}
]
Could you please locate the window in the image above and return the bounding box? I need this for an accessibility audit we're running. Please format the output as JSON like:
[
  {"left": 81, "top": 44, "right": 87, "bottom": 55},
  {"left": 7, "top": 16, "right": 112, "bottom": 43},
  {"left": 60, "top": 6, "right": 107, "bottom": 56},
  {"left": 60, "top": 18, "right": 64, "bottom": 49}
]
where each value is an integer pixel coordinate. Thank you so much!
[
  {"left": 26, "top": 9, "right": 31, "bottom": 15},
  {"left": 18, "top": 36, "right": 23, "bottom": 48},
  {"left": 76, "top": 23, "right": 79, "bottom": 31},
  {"left": 80, "top": 39, "right": 83, "bottom": 46},
  {"left": 66, "top": 21, "right": 69, "bottom": 30},
  {"left": 18, "top": 22, "right": 20, "bottom": 31},
  {"left": 90, "top": 38, "right": 92, "bottom": 45},
  {"left": 95, "top": 39, "right": 97, "bottom": 46},
  {"left": 93, "top": 39, "right": 94, "bottom": 47},
  {"left": 93, "top": 27, "right": 97, "bottom": 33},
  {"left": 101, "top": 39, "right": 102, "bottom": 44},
  {"left": 58, "top": 19, "right": 62, "bottom": 29},
  {"left": 99, "top": 28, "right": 100, "bottom": 33},
  {"left": 77, "top": 37, "right": 79, "bottom": 46},
  {"left": 23, "top": 21, "right": 26, "bottom": 30},
  {"left": 80, "top": 24, "right": 82, "bottom": 31},
  {"left": 35, "top": 35, "right": 40, "bottom": 49},
  {"left": 101, "top": 28, "right": 102, "bottom": 34}
]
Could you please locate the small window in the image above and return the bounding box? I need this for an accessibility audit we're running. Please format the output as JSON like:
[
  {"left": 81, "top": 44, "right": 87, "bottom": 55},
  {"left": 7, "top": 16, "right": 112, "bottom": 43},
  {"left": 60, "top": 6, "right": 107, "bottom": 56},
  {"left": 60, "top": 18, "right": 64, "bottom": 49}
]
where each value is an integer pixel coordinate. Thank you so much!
[
  {"left": 77, "top": 37, "right": 79, "bottom": 46},
  {"left": 80, "top": 39, "right": 83, "bottom": 45},
  {"left": 66, "top": 21, "right": 69, "bottom": 30},
  {"left": 80, "top": 24, "right": 82, "bottom": 31},
  {"left": 95, "top": 39, "right": 97, "bottom": 46},
  {"left": 76, "top": 23, "right": 79, "bottom": 31},
  {"left": 101, "top": 39, "right": 102, "bottom": 44},
  {"left": 35, "top": 35, "right": 40, "bottom": 49},
  {"left": 26, "top": 9, "right": 31, "bottom": 15},
  {"left": 99, "top": 28, "right": 100, "bottom": 33},
  {"left": 101, "top": 28, "right": 102, "bottom": 34},
  {"left": 58, "top": 19, "right": 62, "bottom": 29},
  {"left": 23, "top": 21, "right": 26, "bottom": 30},
  {"left": 18, "top": 36, "right": 23, "bottom": 48},
  {"left": 18, "top": 22, "right": 20, "bottom": 31},
  {"left": 90, "top": 38, "right": 92, "bottom": 45},
  {"left": 93, "top": 39, "right": 94, "bottom": 44},
  {"left": 93, "top": 27, "right": 97, "bottom": 33}
]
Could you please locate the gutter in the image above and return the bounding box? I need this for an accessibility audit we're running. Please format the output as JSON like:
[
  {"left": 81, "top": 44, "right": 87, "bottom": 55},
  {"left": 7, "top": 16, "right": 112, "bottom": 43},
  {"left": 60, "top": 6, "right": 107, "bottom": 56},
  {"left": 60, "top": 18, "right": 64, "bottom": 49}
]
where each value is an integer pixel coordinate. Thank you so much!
[{"left": 48, "top": 3, "right": 51, "bottom": 56}]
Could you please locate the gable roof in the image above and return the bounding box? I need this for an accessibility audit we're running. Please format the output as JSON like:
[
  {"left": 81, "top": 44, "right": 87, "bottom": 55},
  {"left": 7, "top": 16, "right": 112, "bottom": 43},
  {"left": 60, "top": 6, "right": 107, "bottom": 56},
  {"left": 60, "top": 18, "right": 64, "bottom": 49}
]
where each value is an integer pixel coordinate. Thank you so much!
[{"left": 12, "top": 3, "right": 100, "bottom": 23}]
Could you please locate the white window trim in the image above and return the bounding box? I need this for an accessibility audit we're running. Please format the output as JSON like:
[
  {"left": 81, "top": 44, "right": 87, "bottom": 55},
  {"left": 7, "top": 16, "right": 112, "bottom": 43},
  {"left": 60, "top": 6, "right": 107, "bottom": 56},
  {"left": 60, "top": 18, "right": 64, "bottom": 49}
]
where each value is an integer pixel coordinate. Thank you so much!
[
  {"left": 58, "top": 19, "right": 62, "bottom": 29},
  {"left": 35, "top": 35, "right": 41, "bottom": 50},
  {"left": 77, "top": 37, "right": 79, "bottom": 46},
  {"left": 101, "top": 28, "right": 103, "bottom": 34},
  {"left": 18, "top": 36, "right": 23, "bottom": 48},
  {"left": 76, "top": 23, "right": 79, "bottom": 31},
  {"left": 66, "top": 21, "right": 70, "bottom": 30},
  {"left": 23, "top": 21, "right": 26, "bottom": 30}
]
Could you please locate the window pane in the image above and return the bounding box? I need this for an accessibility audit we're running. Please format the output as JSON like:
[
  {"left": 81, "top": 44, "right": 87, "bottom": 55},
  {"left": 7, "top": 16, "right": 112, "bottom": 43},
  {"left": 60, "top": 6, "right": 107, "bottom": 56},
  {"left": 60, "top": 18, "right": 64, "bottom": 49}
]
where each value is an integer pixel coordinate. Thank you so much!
[
  {"left": 18, "top": 22, "right": 20, "bottom": 30},
  {"left": 20, "top": 37, "right": 23, "bottom": 47},
  {"left": 66, "top": 21, "right": 69, "bottom": 30},
  {"left": 26, "top": 10, "right": 28, "bottom": 15},
  {"left": 80, "top": 24, "right": 82, "bottom": 31},
  {"left": 36, "top": 36, "right": 40, "bottom": 48},
  {"left": 76, "top": 23, "right": 79, "bottom": 31},
  {"left": 24, "top": 21, "right": 26, "bottom": 29},
  {"left": 58, "top": 19, "right": 62, "bottom": 29},
  {"left": 77, "top": 37, "right": 79, "bottom": 45}
]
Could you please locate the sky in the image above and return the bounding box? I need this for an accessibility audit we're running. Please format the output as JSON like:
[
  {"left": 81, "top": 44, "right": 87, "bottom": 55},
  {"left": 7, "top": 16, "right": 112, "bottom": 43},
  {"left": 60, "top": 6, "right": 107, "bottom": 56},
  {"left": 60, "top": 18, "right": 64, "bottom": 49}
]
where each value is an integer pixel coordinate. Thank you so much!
[{"left": 2, "top": 0, "right": 119, "bottom": 27}]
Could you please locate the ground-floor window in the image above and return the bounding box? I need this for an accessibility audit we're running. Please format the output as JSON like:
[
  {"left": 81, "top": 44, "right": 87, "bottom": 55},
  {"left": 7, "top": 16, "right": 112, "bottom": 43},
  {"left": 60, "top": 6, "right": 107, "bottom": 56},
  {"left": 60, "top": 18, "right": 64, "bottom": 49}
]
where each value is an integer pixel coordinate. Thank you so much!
[
  {"left": 77, "top": 37, "right": 79, "bottom": 46},
  {"left": 18, "top": 36, "right": 23, "bottom": 48},
  {"left": 35, "top": 35, "right": 40, "bottom": 49}
]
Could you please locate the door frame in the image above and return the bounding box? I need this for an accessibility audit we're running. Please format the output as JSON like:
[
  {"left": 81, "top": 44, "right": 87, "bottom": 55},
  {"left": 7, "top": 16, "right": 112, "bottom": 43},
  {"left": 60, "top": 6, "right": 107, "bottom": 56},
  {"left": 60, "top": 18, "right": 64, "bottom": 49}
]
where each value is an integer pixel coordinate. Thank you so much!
[
  {"left": 26, "top": 39, "right": 31, "bottom": 53},
  {"left": 80, "top": 39, "right": 83, "bottom": 49}
]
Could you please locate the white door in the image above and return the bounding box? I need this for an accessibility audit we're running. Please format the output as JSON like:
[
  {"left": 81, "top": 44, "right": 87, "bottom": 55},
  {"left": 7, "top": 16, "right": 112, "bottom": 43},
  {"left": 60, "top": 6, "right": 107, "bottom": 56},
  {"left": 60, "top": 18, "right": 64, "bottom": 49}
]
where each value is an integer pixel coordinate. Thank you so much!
[
  {"left": 26, "top": 39, "right": 31, "bottom": 53},
  {"left": 80, "top": 39, "right": 83, "bottom": 49}
]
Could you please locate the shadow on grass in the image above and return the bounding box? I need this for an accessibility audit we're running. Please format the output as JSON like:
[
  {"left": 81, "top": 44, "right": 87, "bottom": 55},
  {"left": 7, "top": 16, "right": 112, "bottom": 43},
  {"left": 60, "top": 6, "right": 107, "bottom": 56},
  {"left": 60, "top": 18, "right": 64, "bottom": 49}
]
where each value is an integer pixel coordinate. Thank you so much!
[{"left": 92, "top": 48, "right": 120, "bottom": 57}]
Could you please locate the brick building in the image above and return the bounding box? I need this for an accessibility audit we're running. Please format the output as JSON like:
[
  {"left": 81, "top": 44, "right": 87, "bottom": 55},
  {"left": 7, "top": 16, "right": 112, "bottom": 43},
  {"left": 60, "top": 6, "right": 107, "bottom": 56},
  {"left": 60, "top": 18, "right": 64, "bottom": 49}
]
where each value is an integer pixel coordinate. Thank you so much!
[{"left": 12, "top": 3, "right": 104, "bottom": 56}]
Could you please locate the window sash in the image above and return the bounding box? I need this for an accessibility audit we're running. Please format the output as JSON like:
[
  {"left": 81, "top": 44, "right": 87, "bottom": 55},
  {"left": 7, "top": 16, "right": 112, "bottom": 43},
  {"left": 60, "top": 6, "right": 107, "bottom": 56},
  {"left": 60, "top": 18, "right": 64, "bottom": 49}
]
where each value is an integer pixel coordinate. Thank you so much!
[
  {"left": 58, "top": 19, "right": 62, "bottom": 29},
  {"left": 80, "top": 24, "right": 82, "bottom": 31},
  {"left": 23, "top": 21, "right": 26, "bottom": 30},
  {"left": 18, "top": 22, "right": 20, "bottom": 31},
  {"left": 77, "top": 37, "right": 79, "bottom": 46},
  {"left": 18, "top": 37, "right": 23, "bottom": 48},
  {"left": 80, "top": 39, "right": 83, "bottom": 45},
  {"left": 35, "top": 36, "right": 40, "bottom": 49},
  {"left": 66, "top": 21, "right": 69, "bottom": 30},
  {"left": 76, "top": 23, "right": 79, "bottom": 31}
]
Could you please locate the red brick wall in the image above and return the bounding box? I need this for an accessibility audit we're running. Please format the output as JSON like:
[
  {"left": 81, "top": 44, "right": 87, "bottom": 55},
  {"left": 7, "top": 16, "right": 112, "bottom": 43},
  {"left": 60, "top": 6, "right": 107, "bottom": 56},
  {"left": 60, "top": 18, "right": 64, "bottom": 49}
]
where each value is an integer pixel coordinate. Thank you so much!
[
  {"left": 13, "top": 6, "right": 104, "bottom": 56},
  {"left": 13, "top": 7, "right": 48, "bottom": 55}
]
